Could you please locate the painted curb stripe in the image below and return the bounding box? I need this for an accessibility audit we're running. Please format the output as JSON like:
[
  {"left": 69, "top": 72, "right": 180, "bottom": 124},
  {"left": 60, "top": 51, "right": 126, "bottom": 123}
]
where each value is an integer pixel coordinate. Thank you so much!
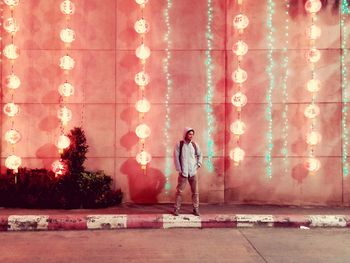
[
  {"left": 48, "top": 215, "right": 87, "bottom": 230},
  {"left": 87, "top": 215, "right": 127, "bottom": 230},
  {"left": 162, "top": 214, "right": 201, "bottom": 228},
  {"left": 8, "top": 215, "right": 49, "bottom": 231},
  {"left": 127, "top": 214, "right": 163, "bottom": 229}
]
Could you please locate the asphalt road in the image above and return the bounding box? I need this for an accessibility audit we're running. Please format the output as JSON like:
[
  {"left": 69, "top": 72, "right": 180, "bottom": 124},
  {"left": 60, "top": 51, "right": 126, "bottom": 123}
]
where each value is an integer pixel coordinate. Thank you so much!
[{"left": 1, "top": 228, "right": 350, "bottom": 263}]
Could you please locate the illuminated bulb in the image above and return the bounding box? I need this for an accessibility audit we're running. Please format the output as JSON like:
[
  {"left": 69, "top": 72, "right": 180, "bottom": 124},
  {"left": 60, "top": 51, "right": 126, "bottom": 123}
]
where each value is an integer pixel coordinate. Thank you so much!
[
  {"left": 5, "top": 129, "right": 21, "bottom": 144},
  {"left": 305, "top": 0, "right": 322, "bottom": 13},
  {"left": 305, "top": 48, "right": 321, "bottom": 63},
  {"left": 232, "top": 41, "right": 248, "bottom": 56},
  {"left": 135, "top": 71, "right": 150, "bottom": 86},
  {"left": 3, "top": 0, "right": 19, "bottom": 7},
  {"left": 305, "top": 25, "right": 321, "bottom": 40},
  {"left": 135, "top": 99, "right": 151, "bottom": 113},
  {"left": 306, "top": 131, "right": 322, "bottom": 145},
  {"left": 3, "top": 44, "right": 19, "bottom": 59},
  {"left": 306, "top": 79, "right": 320, "bottom": 93},
  {"left": 232, "top": 68, "right": 248, "bottom": 84},
  {"left": 229, "top": 147, "right": 245, "bottom": 164},
  {"left": 135, "top": 0, "right": 148, "bottom": 5},
  {"left": 231, "top": 92, "right": 247, "bottom": 108},
  {"left": 136, "top": 151, "right": 152, "bottom": 166},
  {"left": 51, "top": 160, "right": 67, "bottom": 176},
  {"left": 60, "top": 0, "right": 75, "bottom": 15},
  {"left": 56, "top": 135, "right": 70, "bottom": 150},
  {"left": 233, "top": 14, "right": 249, "bottom": 30},
  {"left": 60, "top": 28, "right": 76, "bottom": 43},
  {"left": 304, "top": 157, "right": 321, "bottom": 172},
  {"left": 58, "top": 82, "right": 74, "bottom": 97},
  {"left": 5, "top": 155, "right": 21, "bottom": 172},
  {"left": 5, "top": 74, "right": 21, "bottom": 90},
  {"left": 3, "top": 18, "right": 19, "bottom": 34},
  {"left": 59, "top": 55, "right": 75, "bottom": 70},
  {"left": 230, "top": 120, "right": 246, "bottom": 135},
  {"left": 57, "top": 106, "right": 72, "bottom": 125},
  {"left": 3, "top": 103, "right": 19, "bottom": 117},
  {"left": 304, "top": 104, "right": 320, "bottom": 119},
  {"left": 134, "top": 19, "right": 150, "bottom": 34},
  {"left": 135, "top": 123, "right": 151, "bottom": 139},
  {"left": 136, "top": 44, "right": 151, "bottom": 60}
]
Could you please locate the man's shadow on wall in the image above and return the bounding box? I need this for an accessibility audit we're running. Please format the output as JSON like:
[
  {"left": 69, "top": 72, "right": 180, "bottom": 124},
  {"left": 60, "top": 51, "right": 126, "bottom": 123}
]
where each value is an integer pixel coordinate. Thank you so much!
[{"left": 120, "top": 158, "right": 166, "bottom": 203}]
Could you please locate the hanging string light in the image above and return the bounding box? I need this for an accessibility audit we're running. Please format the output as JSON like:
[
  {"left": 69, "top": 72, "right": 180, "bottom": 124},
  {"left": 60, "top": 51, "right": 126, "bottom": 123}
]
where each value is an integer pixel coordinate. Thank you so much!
[
  {"left": 163, "top": 0, "right": 173, "bottom": 193},
  {"left": 52, "top": 0, "right": 76, "bottom": 176},
  {"left": 304, "top": 0, "right": 322, "bottom": 175},
  {"left": 265, "top": 0, "right": 275, "bottom": 178},
  {"left": 205, "top": 0, "right": 214, "bottom": 172},
  {"left": 134, "top": 0, "right": 152, "bottom": 170},
  {"left": 3, "top": 0, "right": 21, "bottom": 173},
  {"left": 341, "top": 0, "right": 349, "bottom": 176},
  {"left": 281, "top": 0, "right": 290, "bottom": 174},
  {"left": 230, "top": 0, "right": 249, "bottom": 166}
]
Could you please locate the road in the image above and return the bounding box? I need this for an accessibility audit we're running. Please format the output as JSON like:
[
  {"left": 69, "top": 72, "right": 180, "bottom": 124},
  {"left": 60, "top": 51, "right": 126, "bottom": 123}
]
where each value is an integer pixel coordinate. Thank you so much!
[{"left": 1, "top": 228, "right": 350, "bottom": 263}]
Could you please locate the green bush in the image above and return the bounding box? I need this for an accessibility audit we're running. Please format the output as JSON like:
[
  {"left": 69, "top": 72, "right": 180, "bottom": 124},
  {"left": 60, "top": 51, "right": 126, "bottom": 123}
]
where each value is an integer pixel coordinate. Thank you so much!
[{"left": 0, "top": 127, "right": 123, "bottom": 209}]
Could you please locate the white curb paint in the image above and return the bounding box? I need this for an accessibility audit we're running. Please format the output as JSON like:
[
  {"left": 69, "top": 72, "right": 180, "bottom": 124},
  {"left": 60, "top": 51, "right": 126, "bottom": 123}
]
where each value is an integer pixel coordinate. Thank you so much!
[
  {"left": 309, "top": 215, "right": 347, "bottom": 227},
  {"left": 236, "top": 214, "right": 274, "bottom": 227},
  {"left": 87, "top": 215, "right": 127, "bottom": 229},
  {"left": 8, "top": 215, "right": 49, "bottom": 231},
  {"left": 162, "top": 214, "right": 201, "bottom": 228}
]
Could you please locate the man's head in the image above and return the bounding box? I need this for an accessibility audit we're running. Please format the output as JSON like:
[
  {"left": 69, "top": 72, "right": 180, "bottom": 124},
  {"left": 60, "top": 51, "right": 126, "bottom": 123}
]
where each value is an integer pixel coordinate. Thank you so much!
[{"left": 184, "top": 127, "right": 195, "bottom": 142}]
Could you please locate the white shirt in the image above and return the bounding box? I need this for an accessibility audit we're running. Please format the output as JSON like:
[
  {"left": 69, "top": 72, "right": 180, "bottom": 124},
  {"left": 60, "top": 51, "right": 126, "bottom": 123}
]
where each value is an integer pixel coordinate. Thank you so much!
[{"left": 174, "top": 141, "right": 203, "bottom": 177}]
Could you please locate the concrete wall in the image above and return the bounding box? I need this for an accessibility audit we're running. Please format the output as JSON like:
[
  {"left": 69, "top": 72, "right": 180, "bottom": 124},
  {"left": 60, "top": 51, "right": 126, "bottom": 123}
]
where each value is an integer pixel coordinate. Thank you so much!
[{"left": 1, "top": 0, "right": 349, "bottom": 205}]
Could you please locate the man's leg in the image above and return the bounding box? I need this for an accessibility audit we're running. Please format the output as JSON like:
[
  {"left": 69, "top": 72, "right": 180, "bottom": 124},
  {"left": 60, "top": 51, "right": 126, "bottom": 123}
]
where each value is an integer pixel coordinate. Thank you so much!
[
  {"left": 189, "top": 175, "right": 199, "bottom": 215},
  {"left": 174, "top": 173, "right": 187, "bottom": 215}
]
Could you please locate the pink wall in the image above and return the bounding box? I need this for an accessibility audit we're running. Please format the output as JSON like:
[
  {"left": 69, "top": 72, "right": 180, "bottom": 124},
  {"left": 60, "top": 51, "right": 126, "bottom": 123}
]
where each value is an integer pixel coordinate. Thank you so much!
[{"left": 1, "top": 0, "right": 349, "bottom": 205}]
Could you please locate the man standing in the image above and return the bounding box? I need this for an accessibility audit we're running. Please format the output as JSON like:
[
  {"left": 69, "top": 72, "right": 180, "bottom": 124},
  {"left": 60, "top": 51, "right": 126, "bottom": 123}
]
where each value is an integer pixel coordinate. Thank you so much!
[{"left": 173, "top": 127, "right": 203, "bottom": 216}]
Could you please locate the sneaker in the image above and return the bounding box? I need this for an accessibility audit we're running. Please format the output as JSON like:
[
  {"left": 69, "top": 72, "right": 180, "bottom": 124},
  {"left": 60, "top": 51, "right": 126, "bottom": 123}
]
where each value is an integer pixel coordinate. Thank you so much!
[
  {"left": 173, "top": 209, "right": 179, "bottom": 216},
  {"left": 193, "top": 209, "right": 200, "bottom": 216}
]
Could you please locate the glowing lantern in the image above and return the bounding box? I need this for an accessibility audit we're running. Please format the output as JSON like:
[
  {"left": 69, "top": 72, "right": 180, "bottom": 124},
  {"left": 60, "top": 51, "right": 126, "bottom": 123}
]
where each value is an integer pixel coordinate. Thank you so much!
[
  {"left": 136, "top": 151, "right": 152, "bottom": 167},
  {"left": 135, "top": 99, "right": 151, "bottom": 113},
  {"left": 135, "top": 0, "right": 148, "bottom": 5},
  {"left": 60, "top": 0, "right": 75, "bottom": 15},
  {"left": 56, "top": 134, "right": 70, "bottom": 150},
  {"left": 59, "top": 55, "right": 75, "bottom": 70},
  {"left": 230, "top": 120, "right": 246, "bottom": 135},
  {"left": 306, "top": 131, "right": 322, "bottom": 145},
  {"left": 58, "top": 82, "right": 74, "bottom": 97},
  {"left": 5, "top": 129, "right": 21, "bottom": 144},
  {"left": 3, "top": 0, "right": 19, "bottom": 7},
  {"left": 57, "top": 106, "right": 72, "bottom": 125},
  {"left": 5, "top": 154, "right": 21, "bottom": 172},
  {"left": 305, "top": 25, "right": 321, "bottom": 40},
  {"left": 135, "top": 123, "right": 151, "bottom": 139},
  {"left": 305, "top": 0, "right": 322, "bottom": 13},
  {"left": 60, "top": 28, "right": 76, "bottom": 43},
  {"left": 134, "top": 19, "right": 150, "bottom": 34},
  {"left": 3, "top": 17, "right": 19, "bottom": 34},
  {"left": 5, "top": 74, "right": 21, "bottom": 90},
  {"left": 304, "top": 157, "right": 321, "bottom": 172},
  {"left": 135, "top": 71, "right": 150, "bottom": 86},
  {"left": 3, "top": 44, "right": 19, "bottom": 59},
  {"left": 232, "top": 41, "right": 248, "bottom": 56},
  {"left": 305, "top": 48, "right": 321, "bottom": 63},
  {"left": 3, "top": 103, "right": 19, "bottom": 117},
  {"left": 136, "top": 44, "right": 151, "bottom": 60},
  {"left": 304, "top": 104, "right": 320, "bottom": 119},
  {"left": 51, "top": 160, "right": 67, "bottom": 176},
  {"left": 306, "top": 79, "right": 320, "bottom": 93},
  {"left": 232, "top": 68, "right": 247, "bottom": 84},
  {"left": 229, "top": 147, "right": 245, "bottom": 165},
  {"left": 233, "top": 14, "right": 249, "bottom": 30},
  {"left": 231, "top": 92, "right": 247, "bottom": 108}
]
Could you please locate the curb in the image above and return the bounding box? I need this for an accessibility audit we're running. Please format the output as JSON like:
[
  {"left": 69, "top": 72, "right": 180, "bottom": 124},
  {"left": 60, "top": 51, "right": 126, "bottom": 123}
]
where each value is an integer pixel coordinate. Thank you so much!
[{"left": 0, "top": 214, "right": 349, "bottom": 231}]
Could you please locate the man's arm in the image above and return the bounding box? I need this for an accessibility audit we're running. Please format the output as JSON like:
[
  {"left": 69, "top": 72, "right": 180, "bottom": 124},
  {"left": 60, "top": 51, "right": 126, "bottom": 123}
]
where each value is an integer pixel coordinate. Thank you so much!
[
  {"left": 174, "top": 142, "right": 182, "bottom": 172},
  {"left": 196, "top": 143, "right": 203, "bottom": 167}
]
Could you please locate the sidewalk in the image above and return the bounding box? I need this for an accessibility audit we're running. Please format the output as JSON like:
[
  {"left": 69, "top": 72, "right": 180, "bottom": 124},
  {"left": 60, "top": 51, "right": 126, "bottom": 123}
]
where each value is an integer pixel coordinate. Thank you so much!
[{"left": 1, "top": 203, "right": 350, "bottom": 231}]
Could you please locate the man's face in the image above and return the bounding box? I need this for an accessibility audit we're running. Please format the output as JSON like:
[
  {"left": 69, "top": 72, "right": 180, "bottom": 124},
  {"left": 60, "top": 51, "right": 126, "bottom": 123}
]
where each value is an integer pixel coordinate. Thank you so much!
[{"left": 186, "top": 131, "right": 194, "bottom": 141}]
